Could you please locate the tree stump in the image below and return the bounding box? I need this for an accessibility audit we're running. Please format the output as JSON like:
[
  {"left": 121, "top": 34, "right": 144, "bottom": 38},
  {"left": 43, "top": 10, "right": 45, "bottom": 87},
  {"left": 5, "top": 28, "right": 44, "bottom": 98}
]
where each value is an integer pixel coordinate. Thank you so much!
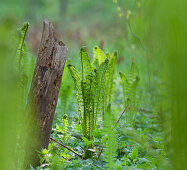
[{"left": 25, "top": 20, "right": 68, "bottom": 167}]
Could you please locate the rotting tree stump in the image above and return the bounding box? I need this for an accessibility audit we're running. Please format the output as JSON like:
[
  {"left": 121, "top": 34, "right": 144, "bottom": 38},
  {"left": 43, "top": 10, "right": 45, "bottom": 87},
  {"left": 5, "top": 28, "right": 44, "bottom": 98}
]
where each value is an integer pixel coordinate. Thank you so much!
[{"left": 25, "top": 19, "right": 68, "bottom": 167}]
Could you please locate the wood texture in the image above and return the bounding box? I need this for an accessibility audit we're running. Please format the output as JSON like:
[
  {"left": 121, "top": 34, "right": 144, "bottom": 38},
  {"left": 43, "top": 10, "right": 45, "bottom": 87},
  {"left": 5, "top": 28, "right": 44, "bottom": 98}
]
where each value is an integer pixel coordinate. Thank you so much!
[{"left": 26, "top": 19, "right": 68, "bottom": 167}]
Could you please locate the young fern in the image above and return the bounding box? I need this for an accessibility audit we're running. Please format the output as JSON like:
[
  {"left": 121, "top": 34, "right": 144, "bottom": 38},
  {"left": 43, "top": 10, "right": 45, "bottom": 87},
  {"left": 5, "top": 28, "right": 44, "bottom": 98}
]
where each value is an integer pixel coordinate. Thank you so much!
[
  {"left": 15, "top": 22, "right": 35, "bottom": 106},
  {"left": 67, "top": 64, "right": 84, "bottom": 120},
  {"left": 62, "top": 115, "right": 70, "bottom": 144},
  {"left": 94, "top": 58, "right": 109, "bottom": 123},
  {"left": 119, "top": 72, "right": 130, "bottom": 107},
  {"left": 105, "top": 51, "right": 117, "bottom": 105},
  {"left": 120, "top": 62, "right": 140, "bottom": 123},
  {"left": 103, "top": 104, "right": 117, "bottom": 170},
  {"left": 93, "top": 46, "right": 107, "bottom": 66},
  {"left": 14, "top": 22, "right": 35, "bottom": 168},
  {"left": 15, "top": 22, "right": 29, "bottom": 73},
  {"left": 80, "top": 47, "right": 94, "bottom": 140},
  {"left": 68, "top": 46, "right": 116, "bottom": 157},
  {"left": 93, "top": 46, "right": 117, "bottom": 120}
]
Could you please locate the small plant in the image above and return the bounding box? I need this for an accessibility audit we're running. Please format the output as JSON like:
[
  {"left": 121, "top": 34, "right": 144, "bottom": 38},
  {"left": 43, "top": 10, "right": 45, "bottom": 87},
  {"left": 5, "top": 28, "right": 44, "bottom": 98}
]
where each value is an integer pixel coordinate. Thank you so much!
[
  {"left": 103, "top": 104, "right": 117, "bottom": 170},
  {"left": 14, "top": 22, "right": 36, "bottom": 108},
  {"left": 13, "top": 22, "right": 36, "bottom": 169},
  {"left": 68, "top": 46, "right": 117, "bottom": 158},
  {"left": 120, "top": 62, "right": 140, "bottom": 124}
]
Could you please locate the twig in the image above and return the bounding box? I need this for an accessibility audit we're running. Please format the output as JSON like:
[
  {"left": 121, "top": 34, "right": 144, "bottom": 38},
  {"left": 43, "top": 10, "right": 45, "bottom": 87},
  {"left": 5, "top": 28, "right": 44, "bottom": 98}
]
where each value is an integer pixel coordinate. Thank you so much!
[
  {"left": 97, "top": 145, "right": 103, "bottom": 159},
  {"left": 49, "top": 137, "right": 84, "bottom": 159},
  {"left": 116, "top": 104, "right": 131, "bottom": 124}
]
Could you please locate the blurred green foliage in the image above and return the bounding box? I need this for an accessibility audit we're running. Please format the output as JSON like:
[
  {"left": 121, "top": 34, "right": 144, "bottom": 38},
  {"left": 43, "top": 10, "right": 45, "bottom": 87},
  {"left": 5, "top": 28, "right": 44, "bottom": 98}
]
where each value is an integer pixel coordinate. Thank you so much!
[{"left": 145, "top": 0, "right": 187, "bottom": 168}]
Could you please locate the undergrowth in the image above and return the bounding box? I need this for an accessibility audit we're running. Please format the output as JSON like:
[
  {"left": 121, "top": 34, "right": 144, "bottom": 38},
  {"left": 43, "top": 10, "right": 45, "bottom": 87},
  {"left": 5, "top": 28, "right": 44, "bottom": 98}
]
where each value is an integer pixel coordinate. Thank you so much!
[
  {"left": 14, "top": 23, "right": 167, "bottom": 170},
  {"left": 44, "top": 46, "right": 166, "bottom": 169}
]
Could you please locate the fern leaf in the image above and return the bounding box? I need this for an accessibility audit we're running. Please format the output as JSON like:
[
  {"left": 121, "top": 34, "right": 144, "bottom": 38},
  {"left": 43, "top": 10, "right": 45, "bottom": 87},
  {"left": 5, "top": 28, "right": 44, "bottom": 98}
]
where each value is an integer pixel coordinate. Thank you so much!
[
  {"left": 15, "top": 22, "right": 36, "bottom": 107},
  {"left": 127, "top": 62, "right": 139, "bottom": 85},
  {"left": 127, "top": 62, "right": 140, "bottom": 106},
  {"left": 119, "top": 71, "right": 130, "bottom": 107},
  {"left": 80, "top": 47, "right": 95, "bottom": 139},
  {"left": 93, "top": 46, "right": 107, "bottom": 66},
  {"left": 80, "top": 47, "right": 93, "bottom": 81},
  {"left": 67, "top": 64, "right": 84, "bottom": 119},
  {"left": 15, "top": 22, "right": 29, "bottom": 73},
  {"left": 120, "top": 62, "right": 140, "bottom": 124},
  {"left": 94, "top": 58, "right": 109, "bottom": 124},
  {"left": 105, "top": 51, "right": 117, "bottom": 104},
  {"left": 103, "top": 104, "right": 117, "bottom": 170}
]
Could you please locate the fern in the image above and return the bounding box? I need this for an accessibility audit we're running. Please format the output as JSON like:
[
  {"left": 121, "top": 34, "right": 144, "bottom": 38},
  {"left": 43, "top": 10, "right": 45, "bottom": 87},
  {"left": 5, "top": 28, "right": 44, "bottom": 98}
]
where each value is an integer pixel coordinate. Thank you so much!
[
  {"left": 15, "top": 22, "right": 29, "bottom": 72},
  {"left": 92, "top": 46, "right": 117, "bottom": 121},
  {"left": 13, "top": 22, "right": 36, "bottom": 114},
  {"left": 94, "top": 58, "right": 109, "bottom": 123},
  {"left": 68, "top": 48, "right": 94, "bottom": 141},
  {"left": 80, "top": 47, "right": 94, "bottom": 140},
  {"left": 13, "top": 22, "right": 36, "bottom": 169},
  {"left": 67, "top": 64, "right": 84, "bottom": 120},
  {"left": 119, "top": 62, "right": 140, "bottom": 123},
  {"left": 103, "top": 104, "right": 117, "bottom": 170},
  {"left": 119, "top": 72, "right": 130, "bottom": 107},
  {"left": 105, "top": 51, "right": 117, "bottom": 105},
  {"left": 62, "top": 115, "right": 71, "bottom": 145},
  {"left": 93, "top": 46, "right": 107, "bottom": 66},
  {"left": 68, "top": 46, "right": 116, "bottom": 158},
  {"left": 15, "top": 22, "right": 35, "bottom": 106}
]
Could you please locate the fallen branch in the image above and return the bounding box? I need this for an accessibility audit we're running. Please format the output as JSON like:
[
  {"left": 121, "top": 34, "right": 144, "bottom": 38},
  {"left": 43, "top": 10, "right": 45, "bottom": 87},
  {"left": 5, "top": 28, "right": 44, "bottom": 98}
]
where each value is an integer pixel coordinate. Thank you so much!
[{"left": 49, "top": 137, "right": 84, "bottom": 159}]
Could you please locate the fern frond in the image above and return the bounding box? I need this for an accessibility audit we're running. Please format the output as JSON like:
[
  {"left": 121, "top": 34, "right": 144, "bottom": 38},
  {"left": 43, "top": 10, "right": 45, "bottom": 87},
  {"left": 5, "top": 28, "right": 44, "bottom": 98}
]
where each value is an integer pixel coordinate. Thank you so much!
[
  {"left": 127, "top": 62, "right": 140, "bottom": 106},
  {"left": 67, "top": 64, "right": 84, "bottom": 119},
  {"left": 105, "top": 51, "right": 117, "bottom": 104},
  {"left": 119, "top": 72, "right": 130, "bottom": 107},
  {"left": 119, "top": 62, "right": 140, "bottom": 124},
  {"left": 68, "top": 46, "right": 116, "bottom": 144},
  {"left": 93, "top": 46, "right": 107, "bottom": 66},
  {"left": 80, "top": 47, "right": 93, "bottom": 81},
  {"left": 127, "top": 62, "right": 139, "bottom": 85},
  {"left": 80, "top": 47, "right": 95, "bottom": 139},
  {"left": 15, "top": 22, "right": 36, "bottom": 107},
  {"left": 106, "top": 52, "right": 110, "bottom": 59},
  {"left": 94, "top": 58, "right": 109, "bottom": 124},
  {"left": 15, "top": 22, "right": 29, "bottom": 73},
  {"left": 103, "top": 104, "right": 117, "bottom": 170}
]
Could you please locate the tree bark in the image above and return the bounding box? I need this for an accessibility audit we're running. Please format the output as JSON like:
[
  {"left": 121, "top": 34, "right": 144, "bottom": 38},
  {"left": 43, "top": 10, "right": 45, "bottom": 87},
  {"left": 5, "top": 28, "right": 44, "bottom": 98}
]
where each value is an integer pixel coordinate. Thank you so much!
[{"left": 25, "top": 19, "right": 68, "bottom": 167}]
